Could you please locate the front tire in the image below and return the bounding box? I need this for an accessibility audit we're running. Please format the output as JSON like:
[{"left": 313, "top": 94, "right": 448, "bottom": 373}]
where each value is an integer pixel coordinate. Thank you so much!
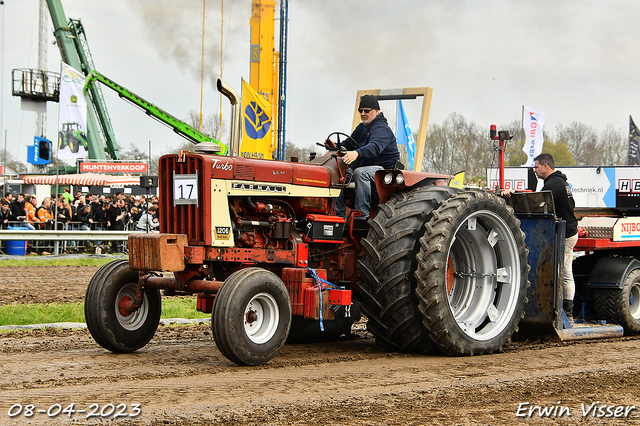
[
  {"left": 595, "top": 268, "right": 640, "bottom": 334},
  {"left": 212, "top": 268, "right": 291, "bottom": 365},
  {"left": 85, "top": 259, "right": 161, "bottom": 353},
  {"left": 416, "top": 190, "right": 529, "bottom": 355}
]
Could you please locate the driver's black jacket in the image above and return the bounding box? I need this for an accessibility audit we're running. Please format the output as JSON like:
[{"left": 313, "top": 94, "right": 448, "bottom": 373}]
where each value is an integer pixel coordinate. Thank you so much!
[{"left": 342, "top": 112, "right": 399, "bottom": 170}]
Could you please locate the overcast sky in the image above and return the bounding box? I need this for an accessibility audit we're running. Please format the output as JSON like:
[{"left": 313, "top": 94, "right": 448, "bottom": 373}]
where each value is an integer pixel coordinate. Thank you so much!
[{"left": 1, "top": 0, "right": 639, "bottom": 165}]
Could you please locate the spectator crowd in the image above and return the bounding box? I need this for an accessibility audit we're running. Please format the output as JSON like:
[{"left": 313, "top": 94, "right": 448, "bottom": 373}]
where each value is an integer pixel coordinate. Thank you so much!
[{"left": 1, "top": 187, "right": 160, "bottom": 255}]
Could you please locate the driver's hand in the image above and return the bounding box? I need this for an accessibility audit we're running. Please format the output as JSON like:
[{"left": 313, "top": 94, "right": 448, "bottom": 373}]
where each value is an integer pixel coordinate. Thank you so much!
[
  {"left": 500, "top": 188, "right": 515, "bottom": 198},
  {"left": 324, "top": 139, "right": 337, "bottom": 149},
  {"left": 342, "top": 150, "right": 359, "bottom": 165}
]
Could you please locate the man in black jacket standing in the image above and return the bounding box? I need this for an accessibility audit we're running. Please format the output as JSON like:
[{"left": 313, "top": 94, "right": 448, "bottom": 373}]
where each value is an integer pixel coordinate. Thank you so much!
[
  {"left": 0, "top": 199, "right": 16, "bottom": 229},
  {"left": 329, "top": 95, "right": 399, "bottom": 219},
  {"left": 0, "top": 199, "right": 16, "bottom": 253},
  {"left": 534, "top": 153, "right": 578, "bottom": 321},
  {"left": 108, "top": 199, "right": 127, "bottom": 253}
]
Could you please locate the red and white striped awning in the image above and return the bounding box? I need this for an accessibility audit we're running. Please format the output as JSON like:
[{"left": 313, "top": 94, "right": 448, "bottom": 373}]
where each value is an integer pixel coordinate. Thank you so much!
[{"left": 22, "top": 173, "right": 142, "bottom": 186}]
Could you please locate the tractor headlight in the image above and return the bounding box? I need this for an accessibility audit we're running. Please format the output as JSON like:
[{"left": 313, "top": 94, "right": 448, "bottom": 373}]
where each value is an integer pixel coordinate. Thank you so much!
[
  {"left": 395, "top": 173, "right": 405, "bottom": 185},
  {"left": 383, "top": 173, "right": 394, "bottom": 185}
]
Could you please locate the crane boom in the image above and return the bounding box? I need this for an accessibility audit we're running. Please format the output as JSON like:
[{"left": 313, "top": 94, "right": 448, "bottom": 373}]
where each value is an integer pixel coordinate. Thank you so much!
[{"left": 84, "top": 71, "right": 228, "bottom": 155}]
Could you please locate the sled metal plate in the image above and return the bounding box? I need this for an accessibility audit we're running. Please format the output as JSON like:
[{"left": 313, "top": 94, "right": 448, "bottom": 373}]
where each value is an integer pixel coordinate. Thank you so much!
[
  {"left": 555, "top": 323, "right": 624, "bottom": 341},
  {"left": 129, "top": 233, "right": 187, "bottom": 272}
]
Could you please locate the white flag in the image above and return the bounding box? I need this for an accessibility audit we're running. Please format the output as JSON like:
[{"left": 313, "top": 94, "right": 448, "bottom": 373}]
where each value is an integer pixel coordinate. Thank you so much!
[
  {"left": 521, "top": 106, "right": 545, "bottom": 167},
  {"left": 58, "top": 63, "right": 89, "bottom": 159}
]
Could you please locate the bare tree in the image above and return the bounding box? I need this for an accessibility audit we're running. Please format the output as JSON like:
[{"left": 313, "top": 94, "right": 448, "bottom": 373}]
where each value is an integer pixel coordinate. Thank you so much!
[
  {"left": 186, "top": 110, "right": 224, "bottom": 140},
  {"left": 0, "top": 150, "right": 28, "bottom": 174},
  {"left": 423, "top": 121, "right": 455, "bottom": 175},
  {"left": 285, "top": 143, "right": 317, "bottom": 163},
  {"left": 555, "top": 122, "right": 598, "bottom": 165},
  {"left": 598, "top": 125, "right": 626, "bottom": 166},
  {"left": 120, "top": 143, "right": 159, "bottom": 175},
  {"left": 423, "top": 113, "right": 490, "bottom": 181}
]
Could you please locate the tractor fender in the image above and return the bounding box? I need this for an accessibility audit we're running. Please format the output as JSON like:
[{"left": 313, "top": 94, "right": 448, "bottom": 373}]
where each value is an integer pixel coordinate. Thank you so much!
[
  {"left": 374, "top": 170, "right": 452, "bottom": 204},
  {"left": 585, "top": 257, "right": 640, "bottom": 289}
]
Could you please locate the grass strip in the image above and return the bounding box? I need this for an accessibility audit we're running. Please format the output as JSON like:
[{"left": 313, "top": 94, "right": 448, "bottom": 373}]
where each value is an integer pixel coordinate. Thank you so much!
[
  {"left": 0, "top": 256, "right": 120, "bottom": 268},
  {"left": 0, "top": 297, "right": 209, "bottom": 326}
]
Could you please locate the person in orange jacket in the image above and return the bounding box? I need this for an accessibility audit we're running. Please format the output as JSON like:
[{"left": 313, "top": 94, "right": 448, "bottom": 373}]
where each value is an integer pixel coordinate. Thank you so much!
[
  {"left": 37, "top": 197, "right": 54, "bottom": 230},
  {"left": 23, "top": 195, "right": 37, "bottom": 230}
]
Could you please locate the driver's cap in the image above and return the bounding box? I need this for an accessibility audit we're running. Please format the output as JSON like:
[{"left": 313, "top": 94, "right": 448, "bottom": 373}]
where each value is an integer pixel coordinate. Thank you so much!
[{"left": 359, "top": 95, "right": 379, "bottom": 110}]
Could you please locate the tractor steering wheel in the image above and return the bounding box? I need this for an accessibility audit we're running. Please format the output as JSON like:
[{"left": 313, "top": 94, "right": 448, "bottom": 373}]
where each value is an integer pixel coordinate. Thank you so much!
[{"left": 325, "top": 131, "right": 360, "bottom": 152}]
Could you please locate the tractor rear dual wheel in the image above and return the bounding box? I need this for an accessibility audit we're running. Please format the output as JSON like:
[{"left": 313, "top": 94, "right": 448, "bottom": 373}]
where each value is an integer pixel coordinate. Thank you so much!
[
  {"left": 358, "top": 186, "right": 460, "bottom": 353},
  {"left": 416, "top": 190, "right": 530, "bottom": 355}
]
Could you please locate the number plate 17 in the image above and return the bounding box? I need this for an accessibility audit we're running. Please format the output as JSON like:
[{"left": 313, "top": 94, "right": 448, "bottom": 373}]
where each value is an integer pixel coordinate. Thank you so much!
[{"left": 173, "top": 172, "right": 198, "bottom": 206}]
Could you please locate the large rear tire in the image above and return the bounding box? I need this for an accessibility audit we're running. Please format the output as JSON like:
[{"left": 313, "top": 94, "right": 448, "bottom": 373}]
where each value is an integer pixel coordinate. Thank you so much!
[
  {"left": 358, "top": 186, "right": 459, "bottom": 353},
  {"left": 416, "top": 190, "right": 529, "bottom": 355},
  {"left": 212, "top": 268, "right": 291, "bottom": 366},
  {"left": 595, "top": 268, "right": 640, "bottom": 334},
  {"left": 85, "top": 259, "right": 161, "bottom": 353}
]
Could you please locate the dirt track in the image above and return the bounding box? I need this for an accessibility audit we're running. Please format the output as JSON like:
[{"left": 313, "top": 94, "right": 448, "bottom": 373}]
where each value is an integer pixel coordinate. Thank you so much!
[{"left": 1, "top": 266, "right": 639, "bottom": 425}]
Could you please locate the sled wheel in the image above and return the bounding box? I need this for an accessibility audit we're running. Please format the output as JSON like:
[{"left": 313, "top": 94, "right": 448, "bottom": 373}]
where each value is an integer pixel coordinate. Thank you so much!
[
  {"left": 212, "top": 268, "right": 291, "bottom": 365},
  {"left": 416, "top": 190, "right": 530, "bottom": 355},
  {"left": 85, "top": 259, "right": 161, "bottom": 353},
  {"left": 358, "top": 186, "right": 459, "bottom": 353},
  {"left": 596, "top": 268, "right": 640, "bottom": 334}
]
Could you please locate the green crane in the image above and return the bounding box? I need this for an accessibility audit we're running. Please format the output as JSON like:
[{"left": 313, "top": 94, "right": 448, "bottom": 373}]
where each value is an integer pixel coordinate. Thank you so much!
[
  {"left": 46, "top": 0, "right": 119, "bottom": 160},
  {"left": 84, "top": 71, "right": 228, "bottom": 155}
]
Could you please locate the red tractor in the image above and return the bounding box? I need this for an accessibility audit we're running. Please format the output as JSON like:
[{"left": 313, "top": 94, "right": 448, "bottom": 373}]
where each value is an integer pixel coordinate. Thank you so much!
[{"left": 84, "top": 83, "right": 530, "bottom": 365}]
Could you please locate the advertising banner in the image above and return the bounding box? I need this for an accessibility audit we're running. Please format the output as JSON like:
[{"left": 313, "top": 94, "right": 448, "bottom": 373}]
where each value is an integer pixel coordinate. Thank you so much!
[
  {"left": 58, "top": 63, "right": 88, "bottom": 159},
  {"left": 79, "top": 162, "right": 148, "bottom": 173},
  {"left": 488, "top": 166, "right": 640, "bottom": 209},
  {"left": 240, "top": 80, "right": 273, "bottom": 160},
  {"left": 521, "top": 106, "right": 545, "bottom": 167}
]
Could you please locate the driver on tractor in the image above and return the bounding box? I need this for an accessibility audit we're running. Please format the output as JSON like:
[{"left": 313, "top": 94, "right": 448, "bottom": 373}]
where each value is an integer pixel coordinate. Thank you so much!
[{"left": 326, "top": 94, "right": 399, "bottom": 220}]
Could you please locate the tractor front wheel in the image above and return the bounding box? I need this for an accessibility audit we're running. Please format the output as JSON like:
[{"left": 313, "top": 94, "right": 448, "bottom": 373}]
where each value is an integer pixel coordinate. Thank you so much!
[
  {"left": 212, "top": 268, "right": 291, "bottom": 365},
  {"left": 85, "top": 259, "right": 161, "bottom": 353}
]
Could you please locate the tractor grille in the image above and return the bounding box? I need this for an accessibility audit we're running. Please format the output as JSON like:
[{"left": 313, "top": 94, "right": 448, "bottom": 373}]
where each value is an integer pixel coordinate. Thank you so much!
[
  {"left": 159, "top": 155, "right": 206, "bottom": 244},
  {"left": 235, "top": 163, "right": 254, "bottom": 179}
]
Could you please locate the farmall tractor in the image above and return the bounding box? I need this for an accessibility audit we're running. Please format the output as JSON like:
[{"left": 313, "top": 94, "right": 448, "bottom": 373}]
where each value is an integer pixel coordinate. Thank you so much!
[{"left": 84, "top": 83, "right": 591, "bottom": 366}]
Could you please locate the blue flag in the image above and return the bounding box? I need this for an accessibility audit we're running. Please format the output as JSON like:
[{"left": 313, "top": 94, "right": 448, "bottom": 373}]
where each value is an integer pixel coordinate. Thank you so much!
[{"left": 396, "top": 100, "right": 416, "bottom": 170}]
